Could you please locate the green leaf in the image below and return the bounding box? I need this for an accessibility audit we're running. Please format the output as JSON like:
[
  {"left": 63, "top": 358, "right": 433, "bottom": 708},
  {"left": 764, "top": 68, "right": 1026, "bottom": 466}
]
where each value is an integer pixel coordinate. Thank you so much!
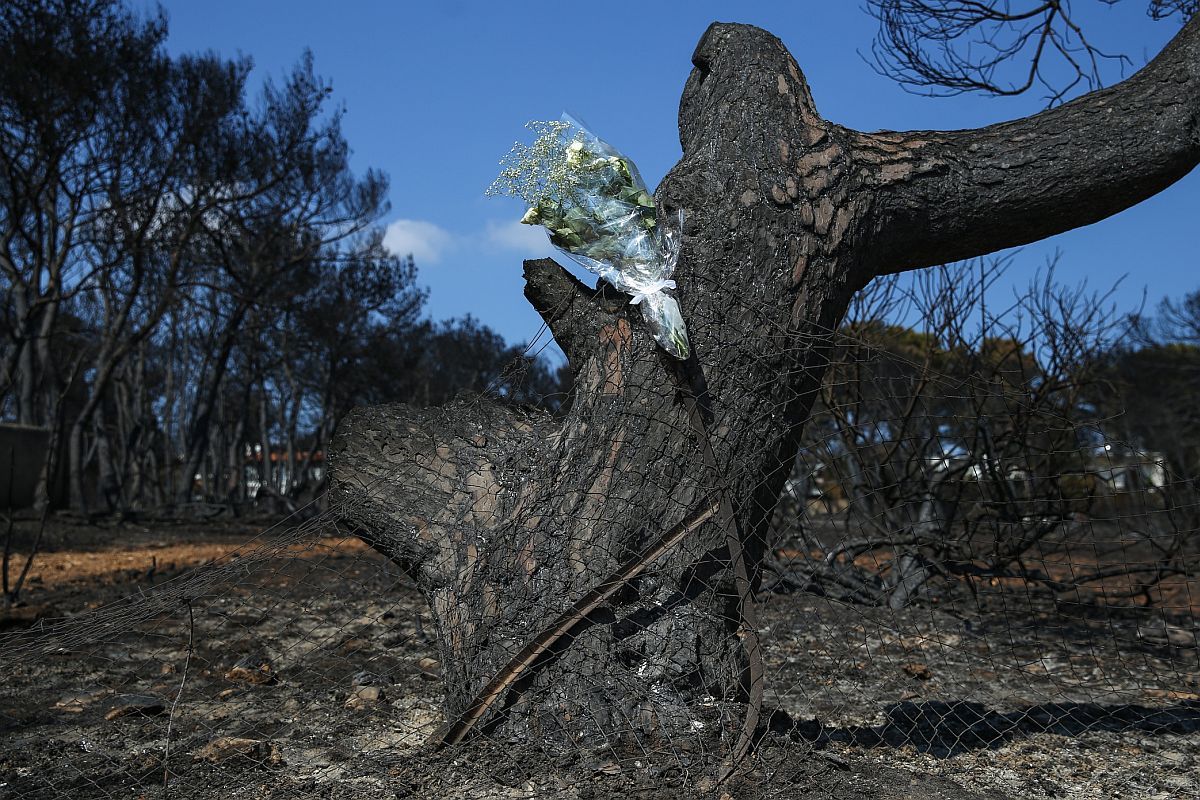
[{"left": 671, "top": 329, "right": 690, "bottom": 359}]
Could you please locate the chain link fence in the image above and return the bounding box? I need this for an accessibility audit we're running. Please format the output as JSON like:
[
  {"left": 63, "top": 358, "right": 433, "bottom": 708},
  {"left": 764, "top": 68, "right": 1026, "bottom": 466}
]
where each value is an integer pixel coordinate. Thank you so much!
[{"left": 2, "top": 267, "right": 1198, "bottom": 800}]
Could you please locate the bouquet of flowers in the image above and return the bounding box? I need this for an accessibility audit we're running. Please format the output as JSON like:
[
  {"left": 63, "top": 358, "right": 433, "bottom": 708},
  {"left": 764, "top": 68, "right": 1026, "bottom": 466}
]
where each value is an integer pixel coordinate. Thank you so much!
[{"left": 487, "top": 116, "right": 690, "bottom": 359}]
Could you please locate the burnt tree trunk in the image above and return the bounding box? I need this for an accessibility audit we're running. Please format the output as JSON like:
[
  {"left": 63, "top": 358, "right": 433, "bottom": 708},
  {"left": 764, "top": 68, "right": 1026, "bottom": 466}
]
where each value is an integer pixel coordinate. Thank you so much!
[{"left": 330, "top": 17, "right": 1199, "bottom": 756}]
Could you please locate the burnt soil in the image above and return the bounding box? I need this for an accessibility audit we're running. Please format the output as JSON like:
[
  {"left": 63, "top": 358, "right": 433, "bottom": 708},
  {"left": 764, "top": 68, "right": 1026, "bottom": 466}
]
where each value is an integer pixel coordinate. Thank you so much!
[{"left": 0, "top": 515, "right": 1196, "bottom": 800}]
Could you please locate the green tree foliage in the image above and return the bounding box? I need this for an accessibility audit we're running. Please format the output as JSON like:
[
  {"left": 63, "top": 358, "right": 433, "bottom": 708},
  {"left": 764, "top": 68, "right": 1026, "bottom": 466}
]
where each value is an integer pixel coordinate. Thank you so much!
[{"left": 1090, "top": 292, "right": 1200, "bottom": 484}]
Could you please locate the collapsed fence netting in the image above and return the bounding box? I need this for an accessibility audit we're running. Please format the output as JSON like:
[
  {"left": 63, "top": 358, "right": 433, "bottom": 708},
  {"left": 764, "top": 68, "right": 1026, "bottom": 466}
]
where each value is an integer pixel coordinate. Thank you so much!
[{"left": 1, "top": 265, "right": 1197, "bottom": 800}]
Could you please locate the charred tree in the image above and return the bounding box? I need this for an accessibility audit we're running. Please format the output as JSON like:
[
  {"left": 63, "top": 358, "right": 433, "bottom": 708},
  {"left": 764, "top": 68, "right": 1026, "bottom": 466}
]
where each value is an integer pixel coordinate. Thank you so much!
[{"left": 330, "top": 16, "right": 1199, "bottom": 759}]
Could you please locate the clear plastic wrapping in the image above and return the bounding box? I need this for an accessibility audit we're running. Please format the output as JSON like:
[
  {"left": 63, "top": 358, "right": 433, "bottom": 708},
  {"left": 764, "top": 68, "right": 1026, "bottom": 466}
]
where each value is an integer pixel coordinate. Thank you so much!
[{"left": 489, "top": 115, "right": 690, "bottom": 359}]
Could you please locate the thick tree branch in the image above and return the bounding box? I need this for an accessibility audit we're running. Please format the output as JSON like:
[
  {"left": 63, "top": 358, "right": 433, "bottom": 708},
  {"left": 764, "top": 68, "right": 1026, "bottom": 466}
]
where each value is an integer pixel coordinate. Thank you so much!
[
  {"left": 328, "top": 399, "right": 553, "bottom": 582},
  {"left": 864, "top": 11, "right": 1199, "bottom": 275},
  {"left": 330, "top": 17, "right": 1198, "bottom": 763},
  {"left": 522, "top": 258, "right": 624, "bottom": 370}
]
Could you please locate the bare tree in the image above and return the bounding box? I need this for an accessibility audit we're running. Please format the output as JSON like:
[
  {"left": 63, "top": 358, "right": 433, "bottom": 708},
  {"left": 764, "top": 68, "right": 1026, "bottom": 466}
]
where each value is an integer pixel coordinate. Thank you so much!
[
  {"left": 0, "top": 0, "right": 174, "bottom": 508},
  {"left": 62, "top": 52, "right": 255, "bottom": 514},
  {"left": 763, "top": 257, "right": 1178, "bottom": 609},
  {"left": 1, "top": 2, "right": 448, "bottom": 517},
  {"left": 1152, "top": 1, "right": 1200, "bottom": 21},
  {"left": 867, "top": 1, "right": 1196, "bottom": 105},
  {"left": 171, "top": 53, "right": 391, "bottom": 507},
  {"left": 330, "top": 10, "right": 1199, "bottom": 766}
]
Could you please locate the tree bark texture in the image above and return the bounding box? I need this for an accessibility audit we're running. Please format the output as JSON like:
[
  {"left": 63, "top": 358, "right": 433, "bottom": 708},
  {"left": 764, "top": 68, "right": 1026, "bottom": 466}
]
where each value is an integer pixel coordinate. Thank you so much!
[{"left": 330, "top": 16, "right": 1199, "bottom": 755}]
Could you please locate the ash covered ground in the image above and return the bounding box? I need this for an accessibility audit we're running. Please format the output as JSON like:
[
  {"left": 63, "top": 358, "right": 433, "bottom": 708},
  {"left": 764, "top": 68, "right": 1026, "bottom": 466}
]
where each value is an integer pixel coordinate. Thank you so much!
[{"left": 0, "top": 517, "right": 1196, "bottom": 800}]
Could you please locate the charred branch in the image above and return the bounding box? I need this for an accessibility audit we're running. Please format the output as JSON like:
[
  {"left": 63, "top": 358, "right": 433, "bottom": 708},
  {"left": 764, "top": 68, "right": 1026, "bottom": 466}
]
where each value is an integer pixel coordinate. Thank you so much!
[{"left": 864, "top": 12, "right": 1199, "bottom": 274}]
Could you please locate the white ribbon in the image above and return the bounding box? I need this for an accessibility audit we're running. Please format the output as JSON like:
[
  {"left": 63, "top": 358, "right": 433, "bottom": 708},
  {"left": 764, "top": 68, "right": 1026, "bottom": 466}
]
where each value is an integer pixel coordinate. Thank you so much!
[{"left": 627, "top": 278, "right": 676, "bottom": 306}]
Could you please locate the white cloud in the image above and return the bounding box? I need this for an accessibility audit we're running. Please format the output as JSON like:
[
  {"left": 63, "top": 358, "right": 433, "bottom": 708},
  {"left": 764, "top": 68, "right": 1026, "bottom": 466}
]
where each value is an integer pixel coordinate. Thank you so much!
[
  {"left": 382, "top": 217, "right": 555, "bottom": 268},
  {"left": 383, "top": 218, "right": 455, "bottom": 264},
  {"left": 484, "top": 219, "right": 552, "bottom": 255}
]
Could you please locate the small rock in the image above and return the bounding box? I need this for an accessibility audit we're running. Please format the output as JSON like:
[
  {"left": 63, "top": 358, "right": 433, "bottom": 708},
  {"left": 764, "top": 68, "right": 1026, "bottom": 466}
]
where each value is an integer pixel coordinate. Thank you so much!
[
  {"left": 193, "top": 736, "right": 281, "bottom": 765},
  {"left": 217, "top": 688, "right": 237, "bottom": 701},
  {"left": 360, "top": 685, "right": 383, "bottom": 700},
  {"left": 224, "top": 655, "right": 276, "bottom": 685},
  {"left": 1139, "top": 623, "right": 1197, "bottom": 649},
  {"left": 417, "top": 657, "right": 440, "bottom": 679},
  {"left": 1160, "top": 749, "right": 1187, "bottom": 765},
  {"left": 351, "top": 670, "right": 381, "bottom": 687},
  {"left": 902, "top": 662, "right": 933, "bottom": 680},
  {"left": 345, "top": 685, "right": 384, "bottom": 711},
  {"left": 54, "top": 693, "right": 95, "bottom": 713},
  {"left": 104, "top": 694, "right": 166, "bottom": 721},
  {"left": 820, "top": 752, "right": 850, "bottom": 771}
]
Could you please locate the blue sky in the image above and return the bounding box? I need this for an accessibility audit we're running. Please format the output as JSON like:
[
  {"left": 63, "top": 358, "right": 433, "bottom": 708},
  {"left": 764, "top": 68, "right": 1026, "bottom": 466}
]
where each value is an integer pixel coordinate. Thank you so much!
[{"left": 145, "top": 1, "right": 1197, "bottom": 349}]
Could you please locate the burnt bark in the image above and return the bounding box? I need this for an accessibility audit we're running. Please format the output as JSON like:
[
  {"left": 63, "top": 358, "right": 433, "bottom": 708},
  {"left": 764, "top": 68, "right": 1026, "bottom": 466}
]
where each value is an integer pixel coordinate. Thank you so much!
[{"left": 329, "top": 15, "right": 1199, "bottom": 763}]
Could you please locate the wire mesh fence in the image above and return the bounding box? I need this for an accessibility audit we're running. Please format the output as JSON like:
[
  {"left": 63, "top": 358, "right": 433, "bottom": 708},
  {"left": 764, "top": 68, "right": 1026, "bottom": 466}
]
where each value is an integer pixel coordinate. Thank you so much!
[{"left": 1, "top": 264, "right": 1198, "bottom": 800}]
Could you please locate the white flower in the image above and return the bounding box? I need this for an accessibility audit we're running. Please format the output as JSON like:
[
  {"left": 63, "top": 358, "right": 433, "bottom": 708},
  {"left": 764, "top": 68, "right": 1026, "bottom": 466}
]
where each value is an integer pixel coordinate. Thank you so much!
[{"left": 565, "top": 140, "right": 587, "bottom": 166}]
